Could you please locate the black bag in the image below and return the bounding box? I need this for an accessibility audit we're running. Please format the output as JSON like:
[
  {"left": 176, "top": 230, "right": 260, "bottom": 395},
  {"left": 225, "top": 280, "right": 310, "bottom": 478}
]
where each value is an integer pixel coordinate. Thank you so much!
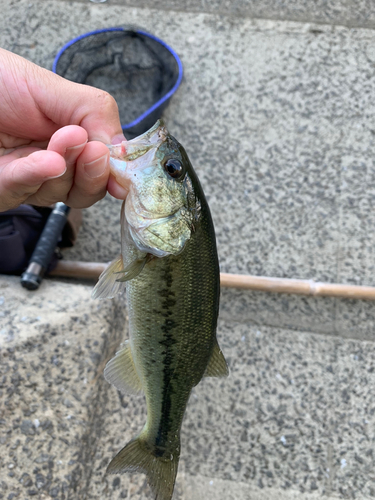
[{"left": 0, "top": 205, "right": 81, "bottom": 275}]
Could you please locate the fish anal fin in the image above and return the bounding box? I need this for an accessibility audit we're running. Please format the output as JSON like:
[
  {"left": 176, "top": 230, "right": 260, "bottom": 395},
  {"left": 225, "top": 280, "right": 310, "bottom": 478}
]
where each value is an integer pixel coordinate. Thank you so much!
[
  {"left": 91, "top": 256, "right": 125, "bottom": 300},
  {"left": 104, "top": 341, "right": 143, "bottom": 395},
  {"left": 204, "top": 341, "right": 229, "bottom": 378},
  {"left": 107, "top": 436, "right": 179, "bottom": 500}
]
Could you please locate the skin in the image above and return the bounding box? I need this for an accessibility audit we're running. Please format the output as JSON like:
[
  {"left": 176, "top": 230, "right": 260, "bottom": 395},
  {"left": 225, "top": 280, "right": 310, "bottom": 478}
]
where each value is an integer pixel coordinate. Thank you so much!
[{"left": 0, "top": 48, "right": 128, "bottom": 212}]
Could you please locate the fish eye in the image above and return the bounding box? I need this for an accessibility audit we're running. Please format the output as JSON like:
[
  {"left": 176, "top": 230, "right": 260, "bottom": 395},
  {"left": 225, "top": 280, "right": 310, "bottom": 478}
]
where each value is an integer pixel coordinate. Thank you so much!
[{"left": 164, "top": 159, "right": 184, "bottom": 179}]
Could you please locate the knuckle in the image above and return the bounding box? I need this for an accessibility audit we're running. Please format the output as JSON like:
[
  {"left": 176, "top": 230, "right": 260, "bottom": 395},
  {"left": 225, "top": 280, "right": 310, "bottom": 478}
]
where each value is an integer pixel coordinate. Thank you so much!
[
  {"left": 68, "top": 190, "right": 106, "bottom": 209},
  {"left": 0, "top": 190, "right": 25, "bottom": 211},
  {"left": 30, "top": 192, "right": 67, "bottom": 207},
  {"left": 96, "top": 90, "right": 119, "bottom": 114},
  {"left": 5, "top": 160, "right": 35, "bottom": 196}
]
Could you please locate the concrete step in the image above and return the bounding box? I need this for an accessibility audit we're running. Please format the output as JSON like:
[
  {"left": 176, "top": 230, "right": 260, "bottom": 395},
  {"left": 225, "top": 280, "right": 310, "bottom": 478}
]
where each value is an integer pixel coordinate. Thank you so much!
[
  {"left": 69, "top": 0, "right": 375, "bottom": 30},
  {"left": 85, "top": 315, "right": 375, "bottom": 499},
  {"left": 0, "top": 276, "right": 126, "bottom": 499},
  {"left": 2, "top": 1, "right": 375, "bottom": 499},
  {"left": 1, "top": 277, "right": 374, "bottom": 499},
  {"left": 3, "top": 0, "right": 374, "bottom": 340}
]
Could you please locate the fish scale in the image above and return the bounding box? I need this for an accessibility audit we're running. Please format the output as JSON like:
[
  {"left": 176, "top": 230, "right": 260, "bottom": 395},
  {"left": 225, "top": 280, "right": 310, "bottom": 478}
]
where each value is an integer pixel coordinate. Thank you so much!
[{"left": 128, "top": 214, "right": 218, "bottom": 451}]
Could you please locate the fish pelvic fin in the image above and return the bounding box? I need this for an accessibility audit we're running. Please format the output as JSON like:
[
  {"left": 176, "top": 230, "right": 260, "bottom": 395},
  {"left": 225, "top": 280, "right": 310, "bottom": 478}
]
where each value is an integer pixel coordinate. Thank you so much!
[
  {"left": 204, "top": 340, "right": 229, "bottom": 378},
  {"left": 91, "top": 256, "right": 125, "bottom": 300},
  {"left": 107, "top": 437, "right": 180, "bottom": 500},
  {"left": 104, "top": 340, "right": 143, "bottom": 395}
]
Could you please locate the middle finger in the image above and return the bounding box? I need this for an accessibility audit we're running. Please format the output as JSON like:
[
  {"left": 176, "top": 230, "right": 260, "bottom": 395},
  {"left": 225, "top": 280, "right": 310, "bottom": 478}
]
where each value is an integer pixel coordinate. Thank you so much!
[{"left": 30, "top": 126, "right": 88, "bottom": 205}]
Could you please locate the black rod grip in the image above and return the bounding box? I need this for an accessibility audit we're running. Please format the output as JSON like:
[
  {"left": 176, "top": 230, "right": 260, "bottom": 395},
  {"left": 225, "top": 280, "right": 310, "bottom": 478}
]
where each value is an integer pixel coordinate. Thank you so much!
[{"left": 20, "top": 203, "right": 71, "bottom": 290}]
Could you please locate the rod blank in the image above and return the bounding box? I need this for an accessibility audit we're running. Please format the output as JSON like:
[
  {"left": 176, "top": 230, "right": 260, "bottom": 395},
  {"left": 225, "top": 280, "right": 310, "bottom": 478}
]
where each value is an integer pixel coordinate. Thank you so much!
[
  {"left": 49, "top": 260, "right": 375, "bottom": 301},
  {"left": 219, "top": 273, "right": 375, "bottom": 300}
]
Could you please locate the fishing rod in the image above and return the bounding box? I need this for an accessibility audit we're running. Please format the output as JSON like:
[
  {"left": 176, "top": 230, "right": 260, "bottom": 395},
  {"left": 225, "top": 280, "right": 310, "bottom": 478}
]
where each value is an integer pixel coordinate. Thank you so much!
[
  {"left": 20, "top": 203, "right": 71, "bottom": 290},
  {"left": 48, "top": 260, "right": 375, "bottom": 301}
]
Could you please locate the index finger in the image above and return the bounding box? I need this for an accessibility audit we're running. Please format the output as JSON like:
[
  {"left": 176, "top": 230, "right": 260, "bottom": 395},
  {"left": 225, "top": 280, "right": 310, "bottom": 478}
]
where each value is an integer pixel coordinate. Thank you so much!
[
  {"left": 2, "top": 51, "right": 126, "bottom": 144},
  {"left": 38, "top": 73, "right": 126, "bottom": 144}
]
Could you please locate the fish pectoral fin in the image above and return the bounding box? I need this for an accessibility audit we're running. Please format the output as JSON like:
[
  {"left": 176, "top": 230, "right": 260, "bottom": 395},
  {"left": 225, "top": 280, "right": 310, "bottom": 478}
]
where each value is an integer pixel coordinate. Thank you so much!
[
  {"left": 104, "top": 341, "right": 143, "bottom": 395},
  {"left": 107, "top": 435, "right": 179, "bottom": 500},
  {"left": 91, "top": 256, "right": 125, "bottom": 300},
  {"left": 204, "top": 341, "right": 229, "bottom": 378},
  {"left": 115, "top": 255, "right": 151, "bottom": 282}
]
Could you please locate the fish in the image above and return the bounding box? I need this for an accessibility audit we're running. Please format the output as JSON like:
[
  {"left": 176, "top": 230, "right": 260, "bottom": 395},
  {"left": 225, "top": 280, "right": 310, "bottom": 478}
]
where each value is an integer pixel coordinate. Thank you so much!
[{"left": 92, "top": 120, "right": 228, "bottom": 500}]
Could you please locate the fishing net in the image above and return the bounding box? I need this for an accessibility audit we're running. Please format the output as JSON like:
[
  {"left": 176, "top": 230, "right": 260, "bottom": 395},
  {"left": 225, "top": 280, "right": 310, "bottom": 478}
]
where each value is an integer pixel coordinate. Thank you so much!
[{"left": 53, "top": 28, "right": 183, "bottom": 139}]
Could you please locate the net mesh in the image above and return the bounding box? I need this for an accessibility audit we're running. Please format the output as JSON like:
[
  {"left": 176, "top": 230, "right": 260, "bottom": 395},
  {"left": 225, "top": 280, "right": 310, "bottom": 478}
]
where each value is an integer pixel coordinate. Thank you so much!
[{"left": 54, "top": 29, "right": 181, "bottom": 139}]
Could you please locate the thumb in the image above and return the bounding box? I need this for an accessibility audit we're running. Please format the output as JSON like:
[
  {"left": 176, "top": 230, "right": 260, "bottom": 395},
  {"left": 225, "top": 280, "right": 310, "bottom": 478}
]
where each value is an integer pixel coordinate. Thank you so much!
[
  {"left": 0, "top": 150, "right": 66, "bottom": 211},
  {"left": 33, "top": 71, "right": 126, "bottom": 144}
]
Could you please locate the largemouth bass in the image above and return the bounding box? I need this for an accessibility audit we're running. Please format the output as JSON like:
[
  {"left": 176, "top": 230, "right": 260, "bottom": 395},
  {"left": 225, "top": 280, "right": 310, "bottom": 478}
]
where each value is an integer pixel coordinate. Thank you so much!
[{"left": 92, "top": 120, "right": 228, "bottom": 500}]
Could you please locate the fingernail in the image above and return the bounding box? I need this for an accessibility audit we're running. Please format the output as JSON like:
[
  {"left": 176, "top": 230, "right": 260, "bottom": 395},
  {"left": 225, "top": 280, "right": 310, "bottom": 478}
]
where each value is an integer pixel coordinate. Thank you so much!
[
  {"left": 47, "top": 166, "right": 67, "bottom": 180},
  {"left": 111, "top": 133, "right": 127, "bottom": 145},
  {"left": 84, "top": 153, "right": 109, "bottom": 178},
  {"left": 65, "top": 141, "right": 88, "bottom": 164}
]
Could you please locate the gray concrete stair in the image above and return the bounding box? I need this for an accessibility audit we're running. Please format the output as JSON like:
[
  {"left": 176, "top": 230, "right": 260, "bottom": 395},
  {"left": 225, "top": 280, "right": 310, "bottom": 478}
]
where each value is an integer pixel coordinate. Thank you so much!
[{"left": 1, "top": 0, "right": 375, "bottom": 498}]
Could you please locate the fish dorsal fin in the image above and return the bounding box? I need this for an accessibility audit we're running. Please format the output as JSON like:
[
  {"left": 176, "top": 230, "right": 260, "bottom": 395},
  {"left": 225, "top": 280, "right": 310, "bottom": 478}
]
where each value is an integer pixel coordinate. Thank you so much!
[
  {"left": 104, "top": 341, "right": 143, "bottom": 395},
  {"left": 91, "top": 256, "right": 125, "bottom": 300},
  {"left": 204, "top": 341, "right": 229, "bottom": 378}
]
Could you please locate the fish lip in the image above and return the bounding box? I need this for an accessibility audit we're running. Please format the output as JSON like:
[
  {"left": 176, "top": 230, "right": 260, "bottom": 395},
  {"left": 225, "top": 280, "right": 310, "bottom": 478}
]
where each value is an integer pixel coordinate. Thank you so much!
[
  {"left": 109, "top": 119, "right": 168, "bottom": 162},
  {"left": 108, "top": 121, "right": 167, "bottom": 193},
  {"left": 127, "top": 119, "right": 167, "bottom": 145}
]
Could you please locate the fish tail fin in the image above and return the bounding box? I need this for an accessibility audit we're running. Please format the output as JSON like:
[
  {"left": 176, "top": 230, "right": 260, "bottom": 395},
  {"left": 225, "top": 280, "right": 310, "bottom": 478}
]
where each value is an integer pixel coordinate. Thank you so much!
[{"left": 107, "top": 437, "right": 180, "bottom": 500}]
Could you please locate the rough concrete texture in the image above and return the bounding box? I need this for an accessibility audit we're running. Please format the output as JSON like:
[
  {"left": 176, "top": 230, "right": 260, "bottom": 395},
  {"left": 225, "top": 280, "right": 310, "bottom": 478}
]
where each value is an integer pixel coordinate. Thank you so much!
[
  {"left": 70, "top": 0, "right": 375, "bottom": 30},
  {"left": 3, "top": 276, "right": 374, "bottom": 499},
  {"left": 87, "top": 320, "right": 375, "bottom": 499},
  {"left": 3, "top": 1, "right": 375, "bottom": 339},
  {"left": 1, "top": 0, "right": 375, "bottom": 499},
  {"left": 0, "top": 277, "right": 127, "bottom": 499}
]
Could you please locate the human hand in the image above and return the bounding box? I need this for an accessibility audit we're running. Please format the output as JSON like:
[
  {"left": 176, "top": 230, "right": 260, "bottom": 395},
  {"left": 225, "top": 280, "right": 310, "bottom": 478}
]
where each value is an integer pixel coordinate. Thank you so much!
[{"left": 0, "top": 48, "right": 128, "bottom": 212}]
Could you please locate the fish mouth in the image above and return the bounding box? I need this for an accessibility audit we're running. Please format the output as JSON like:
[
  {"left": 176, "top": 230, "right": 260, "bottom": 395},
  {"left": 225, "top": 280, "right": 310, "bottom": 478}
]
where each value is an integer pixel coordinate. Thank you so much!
[
  {"left": 109, "top": 119, "right": 167, "bottom": 162},
  {"left": 108, "top": 120, "right": 168, "bottom": 194}
]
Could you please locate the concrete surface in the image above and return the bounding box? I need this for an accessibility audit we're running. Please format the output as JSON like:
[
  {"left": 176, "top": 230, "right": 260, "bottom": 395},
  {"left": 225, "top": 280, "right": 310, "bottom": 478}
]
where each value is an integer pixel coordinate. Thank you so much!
[
  {"left": 1, "top": 0, "right": 375, "bottom": 499},
  {"left": 0, "top": 277, "right": 127, "bottom": 499},
  {"left": 3, "top": 277, "right": 375, "bottom": 499},
  {"left": 87, "top": 319, "right": 375, "bottom": 499},
  {"left": 72, "top": 0, "right": 375, "bottom": 30},
  {"left": 3, "top": 0, "right": 375, "bottom": 339},
  {"left": 2, "top": 276, "right": 375, "bottom": 499}
]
